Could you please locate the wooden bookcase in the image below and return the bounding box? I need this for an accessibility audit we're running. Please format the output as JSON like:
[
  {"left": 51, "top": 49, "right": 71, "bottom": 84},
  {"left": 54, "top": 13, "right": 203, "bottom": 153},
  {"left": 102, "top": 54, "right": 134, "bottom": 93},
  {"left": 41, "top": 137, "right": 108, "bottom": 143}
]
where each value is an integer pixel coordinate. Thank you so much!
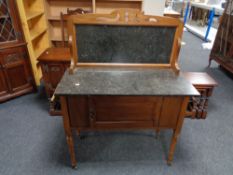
[
  {"left": 44, "top": 0, "right": 143, "bottom": 46},
  {"left": 17, "top": 0, "right": 51, "bottom": 85}
]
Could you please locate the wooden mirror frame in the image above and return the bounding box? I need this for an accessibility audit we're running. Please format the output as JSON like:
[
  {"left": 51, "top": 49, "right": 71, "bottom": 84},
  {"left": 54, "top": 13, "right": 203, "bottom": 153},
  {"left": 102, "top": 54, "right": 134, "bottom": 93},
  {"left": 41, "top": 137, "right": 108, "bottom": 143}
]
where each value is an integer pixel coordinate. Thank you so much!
[{"left": 67, "top": 9, "right": 184, "bottom": 74}]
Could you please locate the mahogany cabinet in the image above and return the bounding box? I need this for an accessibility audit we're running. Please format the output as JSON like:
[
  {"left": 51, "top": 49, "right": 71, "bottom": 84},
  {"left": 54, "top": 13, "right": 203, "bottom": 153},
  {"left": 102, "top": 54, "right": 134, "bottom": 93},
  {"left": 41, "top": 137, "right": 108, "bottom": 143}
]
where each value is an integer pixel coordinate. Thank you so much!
[
  {"left": 37, "top": 48, "right": 70, "bottom": 115},
  {"left": 0, "top": 0, "right": 36, "bottom": 102},
  {"left": 209, "top": 1, "right": 233, "bottom": 74}
]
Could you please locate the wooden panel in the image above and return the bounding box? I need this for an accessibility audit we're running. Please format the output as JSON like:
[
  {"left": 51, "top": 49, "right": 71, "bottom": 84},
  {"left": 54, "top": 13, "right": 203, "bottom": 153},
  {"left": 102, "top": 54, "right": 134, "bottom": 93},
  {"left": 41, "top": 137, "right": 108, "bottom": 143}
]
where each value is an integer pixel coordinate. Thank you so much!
[
  {"left": 0, "top": 69, "right": 9, "bottom": 96},
  {"left": 92, "top": 121, "right": 154, "bottom": 129},
  {"left": 1, "top": 47, "right": 32, "bottom": 92},
  {"left": 95, "top": 1, "right": 141, "bottom": 14},
  {"left": 159, "top": 97, "right": 183, "bottom": 128},
  {"left": 92, "top": 96, "right": 161, "bottom": 121},
  {"left": 68, "top": 96, "right": 89, "bottom": 127},
  {"left": 5, "top": 65, "right": 28, "bottom": 90},
  {"left": 67, "top": 95, "right": 163, "bottom": 128},
  {"left": 68, "top": 10, "right": 183, "bottom": 74},
  {"left": 48, "top": 64, "right": 65, "bottom": 88}
]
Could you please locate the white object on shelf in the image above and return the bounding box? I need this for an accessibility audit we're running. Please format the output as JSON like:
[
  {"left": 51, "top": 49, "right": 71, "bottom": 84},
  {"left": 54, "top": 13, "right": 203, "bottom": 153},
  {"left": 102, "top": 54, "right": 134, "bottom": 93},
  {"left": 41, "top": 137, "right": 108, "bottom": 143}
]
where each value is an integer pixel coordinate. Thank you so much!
[
  {"left": 142, "top": 0, "right": 166, "bottom": 16},
  {"left": 164, "top": 8, "right": 180, "bottom": 15}
]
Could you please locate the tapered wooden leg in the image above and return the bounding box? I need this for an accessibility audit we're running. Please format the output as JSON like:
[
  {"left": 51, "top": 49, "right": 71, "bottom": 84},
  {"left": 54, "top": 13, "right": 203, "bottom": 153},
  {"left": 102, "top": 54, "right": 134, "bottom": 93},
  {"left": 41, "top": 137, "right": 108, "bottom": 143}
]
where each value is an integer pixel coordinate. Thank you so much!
[
  {"left": 155, "top": 128, "right": 160, "bottom": 139},
  {"left": 76, "top": 129, "right": 81, "bottom": 138},
  {"left": 60, "top": 96, "right": 77, "bottom": 168},
  {"left": 208, "top": 58, "right": 212, "bottom": 67},
  {"left": 167, "top": 131, "right": 179, "bottom": 166},
  {"left": 167, "top": 97, "right": 189, "bottom": 166},
  {"left": 66, "top": 135, "right": 77, "bottom": 168}
]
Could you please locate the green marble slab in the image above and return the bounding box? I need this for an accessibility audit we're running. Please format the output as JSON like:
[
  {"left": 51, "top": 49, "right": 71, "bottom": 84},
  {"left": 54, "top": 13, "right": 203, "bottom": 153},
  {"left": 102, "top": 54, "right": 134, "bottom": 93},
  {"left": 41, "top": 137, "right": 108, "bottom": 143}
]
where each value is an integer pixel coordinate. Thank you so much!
[{"left": 55, "top": 68, "right": 199, "bottom": 96}]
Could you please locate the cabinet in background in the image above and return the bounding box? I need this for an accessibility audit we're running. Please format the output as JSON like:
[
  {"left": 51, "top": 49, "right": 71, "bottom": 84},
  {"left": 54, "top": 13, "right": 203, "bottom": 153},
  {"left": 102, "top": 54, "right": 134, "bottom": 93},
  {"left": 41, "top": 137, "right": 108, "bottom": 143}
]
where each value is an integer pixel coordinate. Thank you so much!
[
  {"left": 0, "top": 0, "right": 36, "bottom": 102},
  {"left": 37, "top": 48, "right": 70, "bottom": 115}
]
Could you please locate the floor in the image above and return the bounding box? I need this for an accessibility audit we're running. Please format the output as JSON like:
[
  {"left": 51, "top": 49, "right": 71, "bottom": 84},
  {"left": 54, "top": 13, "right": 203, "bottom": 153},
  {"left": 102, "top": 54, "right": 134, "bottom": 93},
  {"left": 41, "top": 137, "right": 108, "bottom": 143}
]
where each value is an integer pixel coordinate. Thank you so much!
[{"left": 0, "top": 31, "right": 233, "bottom": 175}]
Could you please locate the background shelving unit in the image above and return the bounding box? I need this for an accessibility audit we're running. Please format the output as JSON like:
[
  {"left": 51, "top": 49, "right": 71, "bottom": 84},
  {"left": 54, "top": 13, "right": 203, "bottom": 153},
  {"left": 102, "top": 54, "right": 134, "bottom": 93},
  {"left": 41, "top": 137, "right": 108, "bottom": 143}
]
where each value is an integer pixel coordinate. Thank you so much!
[
  {"left": 44, "top": 0, "right": 143, "bottom": 46},
  {"left": 17, "top": 0, "right": 51, "bottom": 85}
]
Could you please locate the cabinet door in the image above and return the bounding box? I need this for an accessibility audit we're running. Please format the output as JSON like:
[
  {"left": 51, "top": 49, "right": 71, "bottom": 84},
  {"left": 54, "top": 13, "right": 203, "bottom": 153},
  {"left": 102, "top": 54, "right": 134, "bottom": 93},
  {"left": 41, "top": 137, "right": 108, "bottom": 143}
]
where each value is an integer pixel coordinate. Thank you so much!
[
  {"left": 1, "top": 47, "right": 32, "bottom": 93},
  {"left": 67, "top": 96, "right": 163, "bottom": 128},
  {"left": 0, "top": 68, "right": 9, "bottom": 97},
  {"left": 41, "top": 63, "right": 65, "bottom": 97},
  {"left": 48, "top": 64, "right": 65, "bottom": 89}
]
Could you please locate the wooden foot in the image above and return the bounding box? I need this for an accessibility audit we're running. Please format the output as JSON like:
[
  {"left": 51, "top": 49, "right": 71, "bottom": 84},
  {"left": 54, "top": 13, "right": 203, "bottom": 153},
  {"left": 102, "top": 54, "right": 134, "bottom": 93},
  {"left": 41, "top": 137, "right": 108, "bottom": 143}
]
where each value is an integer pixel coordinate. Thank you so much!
[
  {"left": 76, "top": 129, "right": 81, "bottom": 138},
  {"left": 155, "top": 129, "right": 160, "bottom": 139},
  {"left": 167, "top": 160, "right": 172, "bottom": 166},
  {"left": 66, "top": 136, "right": 77, "bottom": 168},
  {"left": 72, "top": 164, "right": 78, "bottom": 169},
  {"left": 208, "top": 58, "right": 212, "bottom": 67},
  {"left": 61, "top": 96, "right": 77, "bottom": 168},
  {"left": 167, "top": 131, "right": 178, "bottom": 166}
]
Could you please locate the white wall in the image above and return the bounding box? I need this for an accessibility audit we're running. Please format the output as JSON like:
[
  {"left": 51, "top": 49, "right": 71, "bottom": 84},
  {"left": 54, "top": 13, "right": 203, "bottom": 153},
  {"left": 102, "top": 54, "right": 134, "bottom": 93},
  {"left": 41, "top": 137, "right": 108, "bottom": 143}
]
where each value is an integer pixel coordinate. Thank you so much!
[{"left": 142, "top": 0, "right": 166, "bottom": 16}]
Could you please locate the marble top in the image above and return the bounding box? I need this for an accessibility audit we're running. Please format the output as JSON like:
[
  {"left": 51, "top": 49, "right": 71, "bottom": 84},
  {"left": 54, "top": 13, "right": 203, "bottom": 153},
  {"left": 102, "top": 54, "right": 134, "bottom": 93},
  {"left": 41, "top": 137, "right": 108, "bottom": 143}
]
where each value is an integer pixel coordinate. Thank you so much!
[{"left": 55, "top": 68, "right": 199, "bottom": 96}]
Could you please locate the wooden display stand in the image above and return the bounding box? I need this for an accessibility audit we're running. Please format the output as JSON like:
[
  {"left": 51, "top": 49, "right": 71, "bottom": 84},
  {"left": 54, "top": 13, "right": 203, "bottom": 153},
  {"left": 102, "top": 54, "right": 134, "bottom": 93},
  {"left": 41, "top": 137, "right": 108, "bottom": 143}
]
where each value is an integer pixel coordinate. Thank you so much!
[{"left": 209, "top": 1, "right": 233, "bottom": 73}]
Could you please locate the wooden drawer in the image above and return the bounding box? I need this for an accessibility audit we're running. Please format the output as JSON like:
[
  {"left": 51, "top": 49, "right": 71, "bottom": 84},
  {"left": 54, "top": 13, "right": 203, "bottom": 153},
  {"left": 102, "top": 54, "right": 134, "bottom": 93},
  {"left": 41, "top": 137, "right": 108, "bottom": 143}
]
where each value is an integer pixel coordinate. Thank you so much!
[{"left": 92, "top": 96, "right": 162, "bottom": 122}]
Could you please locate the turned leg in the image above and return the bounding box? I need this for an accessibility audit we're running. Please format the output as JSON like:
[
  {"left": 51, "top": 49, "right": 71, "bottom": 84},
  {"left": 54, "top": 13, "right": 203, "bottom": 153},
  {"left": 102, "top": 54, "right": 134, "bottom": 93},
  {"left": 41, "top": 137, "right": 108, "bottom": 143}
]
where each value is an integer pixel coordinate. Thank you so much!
[
  {"left": 155, "top": 128, "right": 160, "bottom": 139},
  {"left": 208, "top": 58, "right": 212, "bottom": 67},
  {"left": 76, "top": 129, "right": 81, "bottom": 138},
  {"left": 61, "top": 96, "right": 77, "bottom": 168},
  {"left": 66, "top": 135, "right": 77, "bottom": 169},
  {"left": 167, "top": 131, "right": 179, "bottom": 166},
  {"left": 167, "top": 97, "right": 189, "bottom": 165}
]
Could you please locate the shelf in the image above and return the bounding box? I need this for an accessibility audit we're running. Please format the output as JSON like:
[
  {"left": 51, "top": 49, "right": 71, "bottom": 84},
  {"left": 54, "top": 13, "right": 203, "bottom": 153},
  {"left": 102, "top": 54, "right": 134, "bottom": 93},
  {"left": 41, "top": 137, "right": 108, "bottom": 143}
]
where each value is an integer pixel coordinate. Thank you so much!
[
  {"left": 45, "top": 0, "right": 143, "bottom": 47},
  {"left": 35, "top": 47, "right": 46, "bottom": 58},
  {"left": 26, "top": 11, "right": 44, "bottom": 20},
  {"left": 47, "top": 16, "right": 60, "bottom": 21},
  {"left": 51, "top": 35, "right": 62, "bottom": 41},
  {"left": 30, "top": 28, "right": 47, "bottom": 41},
  {"left": 33, "top": 32, "right": 50, "bottom": 58},
  {"left": 185, "top": 20, "right": 217, "bottom": 42}
]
